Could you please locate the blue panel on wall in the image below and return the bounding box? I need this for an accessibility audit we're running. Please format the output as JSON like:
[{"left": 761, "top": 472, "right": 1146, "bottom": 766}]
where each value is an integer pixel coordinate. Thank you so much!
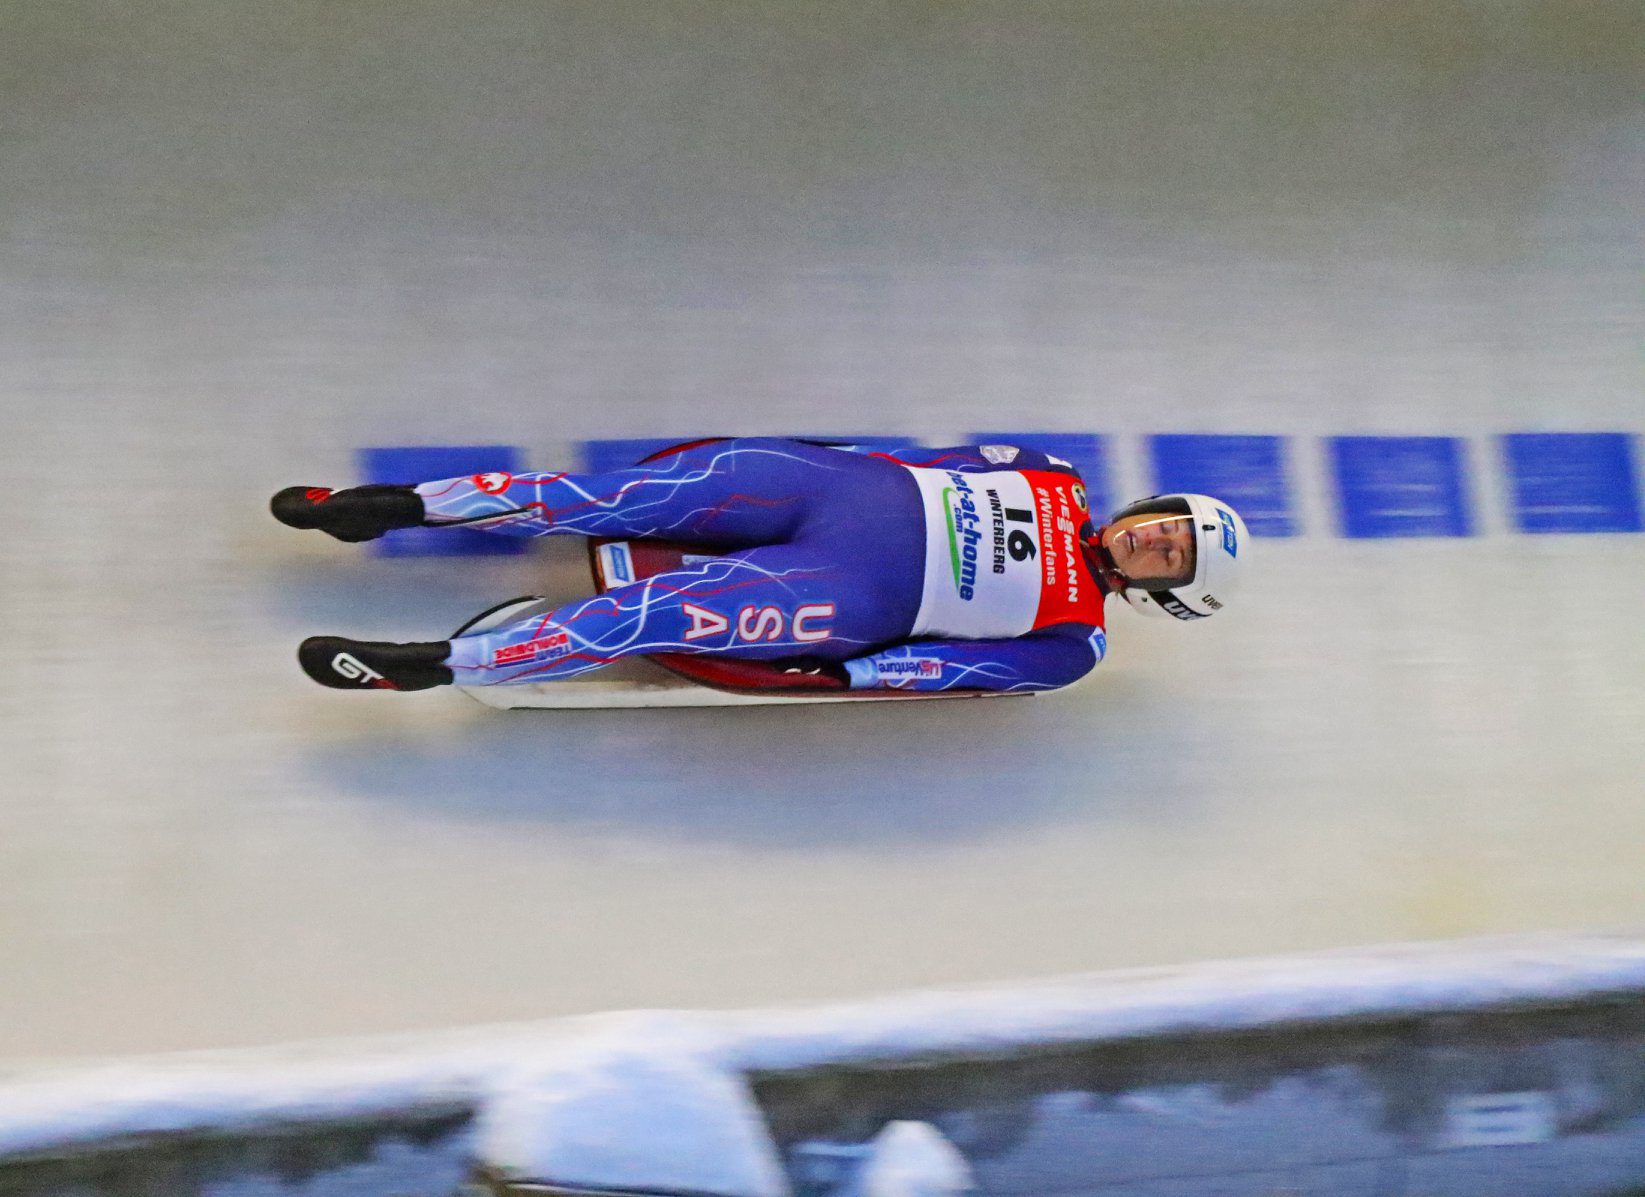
[
  {"left": 357, "top": 444, "right": 526, "bottom": 557},
  {"left": 1502, "top": 433, "right": 1642, "bottom": 533},
  {"left": 1148, "top": 435, "right": 1297, "bottom": 536},
  {"left": 579, "top": 438, "right": 703, "bottom": 474},
  {"left": 814, "top": 435, "right": 924, "bottom": 455},
  {"left": 580, "top": 436, "right": 923, "bottom": 474},
  {"left": 1328, "top": 436, "right": 1474, "bottom": 538},
  {"left": 970, "top": 432, "right": 1113, "bottom": 517}
]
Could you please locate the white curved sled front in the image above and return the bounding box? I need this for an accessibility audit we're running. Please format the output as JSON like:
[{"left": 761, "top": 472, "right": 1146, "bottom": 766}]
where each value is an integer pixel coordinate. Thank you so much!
[{"left": 460, "top": 676, "right": 957, "bottom": 709}]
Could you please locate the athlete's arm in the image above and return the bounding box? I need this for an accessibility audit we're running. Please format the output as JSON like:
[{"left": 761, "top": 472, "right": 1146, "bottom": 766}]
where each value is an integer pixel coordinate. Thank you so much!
[{"left": 840, "top": 624, "right": 1106, "bottom": 693}]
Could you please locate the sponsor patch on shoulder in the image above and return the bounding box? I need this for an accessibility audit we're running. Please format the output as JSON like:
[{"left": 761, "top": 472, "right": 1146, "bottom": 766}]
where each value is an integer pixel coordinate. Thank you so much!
[
  {"left": 1088, "top": 628, "right": 1107, "bottom": 662},
  {"left": 979, "top": 444, "right": 1020, "bottom": 465}
]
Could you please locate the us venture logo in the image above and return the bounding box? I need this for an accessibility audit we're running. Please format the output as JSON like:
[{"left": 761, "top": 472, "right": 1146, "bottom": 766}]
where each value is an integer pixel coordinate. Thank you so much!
[
  {"left": 942, "top": 471, "right": 983, "bottom": 600},
  {"left": 878, "top": 658, "right": 943, "bottom": 680}
]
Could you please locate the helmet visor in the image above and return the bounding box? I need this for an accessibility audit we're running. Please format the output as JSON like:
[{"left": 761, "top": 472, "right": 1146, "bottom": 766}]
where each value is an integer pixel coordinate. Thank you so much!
[{"left": 1104, "top": 508, "right": 1197, "bottom": 587}]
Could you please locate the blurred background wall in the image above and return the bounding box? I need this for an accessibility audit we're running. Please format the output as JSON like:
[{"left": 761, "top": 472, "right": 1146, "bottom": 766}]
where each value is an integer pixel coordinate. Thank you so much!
[{"left": 0, "top": 0, "right": 1641, "bottom": 1061}]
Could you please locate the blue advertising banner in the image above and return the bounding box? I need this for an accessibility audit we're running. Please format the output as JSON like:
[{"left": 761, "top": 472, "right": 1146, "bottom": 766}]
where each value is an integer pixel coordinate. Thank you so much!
[
  {"left": 1502, "top": 433, "right": 1643, "bottom": 533},
  {"left": 579, "top": 437, "right": 704, "bottom": 474},
  {"left": 1329, "top": 436, "right": 1474, "bottom": 538}
]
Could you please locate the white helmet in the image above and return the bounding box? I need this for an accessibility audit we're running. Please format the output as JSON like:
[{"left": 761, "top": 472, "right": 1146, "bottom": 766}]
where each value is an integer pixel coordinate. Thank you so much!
[{"left": 1108, "top": 493, "right": 1250, "bottom": 620}]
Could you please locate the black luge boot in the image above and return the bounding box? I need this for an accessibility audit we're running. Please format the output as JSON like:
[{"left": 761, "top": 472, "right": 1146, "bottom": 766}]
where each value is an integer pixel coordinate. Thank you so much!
[
  {"left": 271, "top": 485, "right": 425, "bottom": 542},
  {"left": 298, "top": 636, "right": 454, "bottom": 691}
]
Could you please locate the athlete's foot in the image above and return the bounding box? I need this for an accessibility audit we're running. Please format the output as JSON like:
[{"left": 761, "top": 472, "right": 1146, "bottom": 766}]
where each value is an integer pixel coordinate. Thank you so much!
[
  {"left": 271, "top": 485, "right": 425, "bottom": 542},
  {"left": 298, "top": 636, "right": 454, "bottom": 691}
]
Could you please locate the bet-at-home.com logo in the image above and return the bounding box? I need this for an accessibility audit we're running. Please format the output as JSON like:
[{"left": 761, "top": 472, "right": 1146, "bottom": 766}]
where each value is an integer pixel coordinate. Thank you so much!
[{"left": 942, "top": 472, "right": 983, "bottom": 600}]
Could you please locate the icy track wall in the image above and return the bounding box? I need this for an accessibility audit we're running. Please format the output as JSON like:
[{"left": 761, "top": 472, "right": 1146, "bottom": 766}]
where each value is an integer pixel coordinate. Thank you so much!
[
  {"left": 4, "top": 0, "right": 1645, "bottom": 1068},
  {"left": 6, "top": 938, "right": 1645, "bottom": 1196}
]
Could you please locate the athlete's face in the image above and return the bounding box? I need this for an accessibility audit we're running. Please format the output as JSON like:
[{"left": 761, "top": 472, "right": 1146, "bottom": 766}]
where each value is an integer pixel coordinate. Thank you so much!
[{"left": 1102, "top": 512, "right": 1195, "bottom": 587}]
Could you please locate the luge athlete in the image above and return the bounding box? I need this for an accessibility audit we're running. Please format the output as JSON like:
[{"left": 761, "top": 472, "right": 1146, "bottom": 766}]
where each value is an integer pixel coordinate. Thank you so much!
[{"left": 271, "top": 438, "right": 1250, "bottom": 694}]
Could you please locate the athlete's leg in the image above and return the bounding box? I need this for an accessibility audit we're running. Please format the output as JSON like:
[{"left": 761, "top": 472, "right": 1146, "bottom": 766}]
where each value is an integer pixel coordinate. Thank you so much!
[
  {"left": 441, "top": 540, "right": 917, "bottom": 685},
  {"left": 298, "top": 541, "right": 898, "bottom": 691},
  {"left": 274, "top": 439, "right": 871, "bottom": 546},
  {"left": 415, "top": 438, "right": 872, "bottom": 544}
]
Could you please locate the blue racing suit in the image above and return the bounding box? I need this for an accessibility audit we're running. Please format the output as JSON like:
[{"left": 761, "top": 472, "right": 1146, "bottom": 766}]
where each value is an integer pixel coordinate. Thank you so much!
[{"left": 415, "top": 438, "right": 1108, "bottom": 693}]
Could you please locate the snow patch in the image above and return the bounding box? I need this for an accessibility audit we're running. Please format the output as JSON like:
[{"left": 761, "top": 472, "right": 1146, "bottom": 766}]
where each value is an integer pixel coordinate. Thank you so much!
[
  {"left": 852, "top": 1122, "right": 975, "bottom": 1197},
  {"left": 477, "top": 1036, "right": 789, "bottom": 1196}
]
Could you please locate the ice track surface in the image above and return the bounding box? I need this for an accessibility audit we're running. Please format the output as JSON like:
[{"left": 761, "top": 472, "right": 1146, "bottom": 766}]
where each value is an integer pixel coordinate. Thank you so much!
[{"left": 1, "top": 1, "right": 1642, "bottom": 1061}]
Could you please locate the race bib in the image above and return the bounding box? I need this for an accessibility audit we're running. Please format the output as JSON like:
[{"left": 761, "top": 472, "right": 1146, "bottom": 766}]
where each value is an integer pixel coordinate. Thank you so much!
[{"left": 905, "top": 466, "right": 1102, "bottom": 638}]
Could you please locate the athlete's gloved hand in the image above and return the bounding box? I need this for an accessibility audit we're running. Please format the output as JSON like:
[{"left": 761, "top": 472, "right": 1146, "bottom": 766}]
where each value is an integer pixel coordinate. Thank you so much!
[{"left": 776, "top": 657, "right": 850, "bottom": 688}]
